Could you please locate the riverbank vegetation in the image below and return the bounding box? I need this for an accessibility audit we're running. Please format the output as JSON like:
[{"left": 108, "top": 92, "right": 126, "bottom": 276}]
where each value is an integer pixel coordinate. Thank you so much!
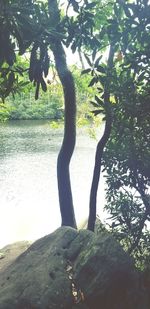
[
  {"left": 0, "top": 0, "right": 149, "bottom": 270},
  {"left": 0, "top": 63, "right": 95, "bottom": 122}
]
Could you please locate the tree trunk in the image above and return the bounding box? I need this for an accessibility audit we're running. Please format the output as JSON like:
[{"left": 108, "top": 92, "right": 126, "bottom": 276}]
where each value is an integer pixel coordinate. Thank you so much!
[
  {"left": 87, "top": 113, "right": 112, "bottom": 231},
  {"left": 87, "top": 46, "right": 115, "bottom": 231},
  {"left": 48, "top": 0, "right": 77, "bottom": 228}
]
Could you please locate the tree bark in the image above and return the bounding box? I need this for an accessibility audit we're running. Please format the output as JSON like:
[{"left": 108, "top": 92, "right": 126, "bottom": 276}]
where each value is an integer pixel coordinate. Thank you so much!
[
  {"left": 87, "top": 46, "right": 114, "bottom": 231},
  {"left": 48, "top": 0, "right": 77, "bottom": 228},
  {"left": 87, "top": 112, "right": 112, "bottom": 231}
]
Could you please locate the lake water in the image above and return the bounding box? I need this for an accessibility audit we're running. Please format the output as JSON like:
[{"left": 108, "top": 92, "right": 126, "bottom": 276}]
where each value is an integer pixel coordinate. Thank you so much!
[{"left": 0, "top": 120, "right": 106, "bottom": 248}]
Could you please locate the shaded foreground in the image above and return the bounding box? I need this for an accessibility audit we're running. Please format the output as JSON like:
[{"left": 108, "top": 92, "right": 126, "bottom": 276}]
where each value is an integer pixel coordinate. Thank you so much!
[{"left": 0, "top": 227, "right": 149, "bottom": 309}]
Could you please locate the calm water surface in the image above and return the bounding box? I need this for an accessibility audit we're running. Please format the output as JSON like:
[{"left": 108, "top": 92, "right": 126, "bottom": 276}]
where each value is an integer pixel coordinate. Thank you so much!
[{"left": 0, "top": 120, "right": 105, "bottom": 248}]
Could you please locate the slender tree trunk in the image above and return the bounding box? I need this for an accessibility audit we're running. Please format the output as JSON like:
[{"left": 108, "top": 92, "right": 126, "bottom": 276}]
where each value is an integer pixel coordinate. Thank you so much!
[
  {"left": 87, "top": 113, "right": 112, "bottom": 231},
  {"left": 87, "top": 46, "right": 115, "bottom": 231},
  {"left": 48, "top": 0, "right": 77, "bottom": 228}
]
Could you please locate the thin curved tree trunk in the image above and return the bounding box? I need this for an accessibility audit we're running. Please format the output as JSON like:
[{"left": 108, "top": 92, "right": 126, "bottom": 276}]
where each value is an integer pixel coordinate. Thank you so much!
[
  {"left": 87, "top": 112, "right": 112, "bottom": 231},
  {"left": 87, "top": 46, "right": 115, "bottom": 231},
  {"left": 48, "top": 0, "right": 77, "bottom": 228}
]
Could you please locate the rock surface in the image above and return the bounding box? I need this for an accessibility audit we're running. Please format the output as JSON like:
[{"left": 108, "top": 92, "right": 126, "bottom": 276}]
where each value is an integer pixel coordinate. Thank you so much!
[
  {"left": 0, "top": 227, "right": 148, "bottom": 309},
  {"left": 0, "top": 241, "right": 32, "bottom": 273}
]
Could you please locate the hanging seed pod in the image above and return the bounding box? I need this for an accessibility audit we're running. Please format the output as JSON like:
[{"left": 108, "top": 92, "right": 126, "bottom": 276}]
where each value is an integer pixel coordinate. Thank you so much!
[
  {"left": 35, "top": 81, "right": 40, "bottom": 100},
  {"left": 29, "top": 44, "right": 38, "bottom": 82},
  {"left": 41, "top": 77, "right": 47, "bottom": 92},
  {"left": 43, "top": 52, "right": 49, "bottom": 77},
  {"left": 29, "top": 42, "right": 49, "bottom": 99},
  {"left": 8, "top": 71, "right": 15, "bottom": 87}
]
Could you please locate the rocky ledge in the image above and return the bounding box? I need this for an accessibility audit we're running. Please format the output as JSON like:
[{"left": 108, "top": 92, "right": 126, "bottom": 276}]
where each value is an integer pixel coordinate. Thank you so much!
[{"left": 0, "top": 227, "right": 149, "bottom": 309}]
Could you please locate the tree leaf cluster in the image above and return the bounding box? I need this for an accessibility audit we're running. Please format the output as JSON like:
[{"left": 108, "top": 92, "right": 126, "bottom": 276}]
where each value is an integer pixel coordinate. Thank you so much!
[
  {"left": 0, "top": 0, "right": 55, "bottom": 100},
  {"left": 102, "top": 69, "right": 150, "bottom": 259},
  {"left": 78, "top": 0, "right": 150, "bottom": 259},
  {"left": 64, "top": 0, "right": 98, "bottom": 53},
  {"left": 0, "top": 62, "right": 30, "bottom": 102}
]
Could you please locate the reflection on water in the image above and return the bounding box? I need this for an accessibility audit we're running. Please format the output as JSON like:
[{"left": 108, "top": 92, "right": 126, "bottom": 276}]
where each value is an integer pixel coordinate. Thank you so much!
[{"left": 0, "top": 120, "right": 105, "bottom": 248}]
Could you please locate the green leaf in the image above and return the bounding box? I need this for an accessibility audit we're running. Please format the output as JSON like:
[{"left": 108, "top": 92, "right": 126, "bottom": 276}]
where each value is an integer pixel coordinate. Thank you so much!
[
  {"left": 96, "top": 65, "right": 106, "bottom": 74},
  {"left": 97, "top": 87, "right": 103, "bottom": 92},
  {"left": 92, "top": 109, "right": 105, "bottom": 116},
  {"left": 138, "top": 71, "right": 145, "bottom": 82},
  {"left": 90, "top": 101, "right": 100, "bottom": 108},
  {"left": 92, "top": 50, "right": 97, "bottom": 61},
  {"left": 71, "top": 41, "right": 77, "bottom": 53},
  {"left": 94, "top": 56, "right": 102, "bottom": 68},
  {"left": 85, "top": 2, "right": 97, "bottom": 9},
  {"left": 81, "top": 68, "right": 91, "bottom": 75},
  {"left": 95, "top": 95, "right": 104, "bottom": 105},
  {"left": 98, "top": 75, "right": 106, "bottom": 86},
  {"left": 88, "top": 77, "right": 97, "bottom": 87},
  {"left": 70, "top": 0, "right": 79, "bottom": 13},
  {"left": 114, "top": 3, "right": 119, "bottom": 17},
  {"left": 123, "top": 5, "right": 132, "bottom": 18},
  {"left": 84, "top": 54, "right": 92, "bottom": 67}
]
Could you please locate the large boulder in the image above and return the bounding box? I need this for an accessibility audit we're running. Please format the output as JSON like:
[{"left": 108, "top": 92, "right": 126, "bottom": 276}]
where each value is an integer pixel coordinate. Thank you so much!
[
  {"left": 0, "top": 227, "right": 147, "bottom": 309},
  {"left": 0, "top": 241, "right": 32, "bottom": 273}
]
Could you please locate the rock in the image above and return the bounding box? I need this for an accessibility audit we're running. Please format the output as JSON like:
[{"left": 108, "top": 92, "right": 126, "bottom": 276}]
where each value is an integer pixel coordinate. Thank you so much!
[
  {"left": 0, "top": 241, "right": 32, "bottom": 273},
  {"left": 0, "top": 227, "right": 147, "bottom": 309},
  {"left": 0, "top": 253, "right": 5, "bottom": 260}
]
